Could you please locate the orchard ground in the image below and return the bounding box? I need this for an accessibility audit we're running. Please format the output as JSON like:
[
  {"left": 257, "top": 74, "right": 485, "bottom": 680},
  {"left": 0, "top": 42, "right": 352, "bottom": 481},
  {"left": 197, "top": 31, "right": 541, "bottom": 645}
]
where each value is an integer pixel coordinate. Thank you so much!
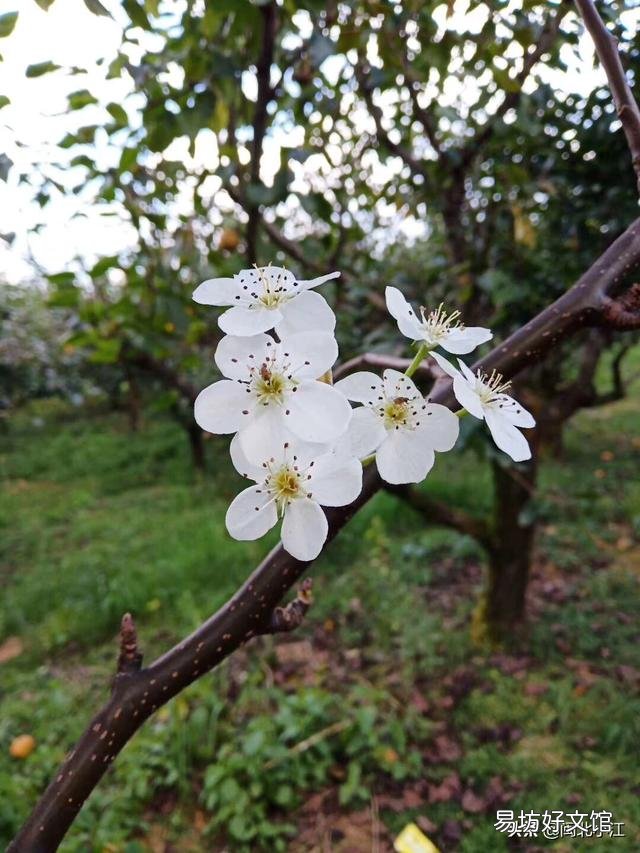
[{"left": 1, "top": 352, "right": 639, "bottom": 852}]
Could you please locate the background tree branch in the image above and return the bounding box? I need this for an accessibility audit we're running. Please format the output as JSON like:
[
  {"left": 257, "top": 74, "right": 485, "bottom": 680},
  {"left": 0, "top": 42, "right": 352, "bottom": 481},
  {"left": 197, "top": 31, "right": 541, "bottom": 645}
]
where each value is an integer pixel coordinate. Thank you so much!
[{"left": 575, "top": 0, "right": 640, "bottom": 192}]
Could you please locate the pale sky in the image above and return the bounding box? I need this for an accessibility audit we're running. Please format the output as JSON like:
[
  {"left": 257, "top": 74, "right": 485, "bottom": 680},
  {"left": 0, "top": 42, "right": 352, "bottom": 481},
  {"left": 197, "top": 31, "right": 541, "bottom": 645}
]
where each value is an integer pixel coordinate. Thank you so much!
[{"left": 0, "top": 0, "right": 616, "bottom": 285}]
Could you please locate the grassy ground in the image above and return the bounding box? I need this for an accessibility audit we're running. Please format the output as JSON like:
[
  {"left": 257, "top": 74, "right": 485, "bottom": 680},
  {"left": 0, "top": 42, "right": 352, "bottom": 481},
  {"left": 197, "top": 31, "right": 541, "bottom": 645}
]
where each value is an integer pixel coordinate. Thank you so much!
[{"left": 1, "top": 374, "right": 639, "bottom": 852}]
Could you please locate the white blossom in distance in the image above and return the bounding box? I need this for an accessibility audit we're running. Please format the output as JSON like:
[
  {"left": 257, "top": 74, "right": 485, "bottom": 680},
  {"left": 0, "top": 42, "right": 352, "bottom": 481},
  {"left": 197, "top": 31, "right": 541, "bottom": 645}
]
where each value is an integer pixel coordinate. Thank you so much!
[
  {"left": 385, "top": 286, "right": 492, "bottom": 354},
  {"left": 193, "top": 265, "right": 339, "bottom": 336},
  {"left": 226, "top": 443, "right": 363, "bottom": 560},
  {"left": 335, "top": 369, "right": 460, "bottom": 484},
  {"left": 431, "top": 352, "right": 535, "bottom": 462},
  {"left": 194, "top": 331, "right": 352, "bottom": 462}
]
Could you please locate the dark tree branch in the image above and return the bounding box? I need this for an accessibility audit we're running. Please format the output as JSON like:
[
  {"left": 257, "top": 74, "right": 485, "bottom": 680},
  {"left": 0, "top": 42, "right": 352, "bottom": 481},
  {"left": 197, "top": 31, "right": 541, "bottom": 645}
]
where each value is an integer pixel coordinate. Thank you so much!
[
  {"left": 582, "top": 340, "right": 631, "bottom": 407},
  {"left": 383, "top": 483, "right": 494, "bottom": 552},
  {"left": 12, "top": 216, "right": 640, "bottom": 852},
  {"left": 123, "top": 348, "right": 198, "bottom": 405},
  {"left": 245, "top": 1, "right": 278, "bottom": 264},
  {"left": 575, "top": 0, "right": 640, "bottom": 192},
  {"left": 354, "top": 60, "right": 432, "bottom": 186},
  {"left": 475, "top": 218, "right": 640, "bottom": 383}
]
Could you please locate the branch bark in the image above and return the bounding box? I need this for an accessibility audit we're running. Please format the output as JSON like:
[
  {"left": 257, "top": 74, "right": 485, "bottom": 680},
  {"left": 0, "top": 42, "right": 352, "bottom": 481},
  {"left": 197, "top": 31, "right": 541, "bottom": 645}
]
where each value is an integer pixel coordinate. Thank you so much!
[
  {"left": 575, "top": 0, "right": 640, "bottom": 192},
  {"left": 11, "top": 216, "right": 640, "bottom": 852}
]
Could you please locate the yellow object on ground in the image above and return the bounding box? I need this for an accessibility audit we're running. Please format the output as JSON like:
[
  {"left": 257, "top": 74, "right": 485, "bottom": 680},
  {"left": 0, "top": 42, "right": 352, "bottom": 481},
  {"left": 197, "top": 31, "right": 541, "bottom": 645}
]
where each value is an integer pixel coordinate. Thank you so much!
[
  {"left": 394, "top": 821, "right": 441, "bottom": 853},
  {"left": 9, "top": 734, "right": 36, "bottom": 759}
]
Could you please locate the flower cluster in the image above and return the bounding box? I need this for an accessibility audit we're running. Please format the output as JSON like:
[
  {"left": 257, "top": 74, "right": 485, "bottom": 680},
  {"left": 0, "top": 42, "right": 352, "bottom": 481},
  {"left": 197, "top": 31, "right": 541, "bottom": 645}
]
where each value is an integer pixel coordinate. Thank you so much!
[{"left": 194, "top": 266, "right": 535, "bottom": 560}]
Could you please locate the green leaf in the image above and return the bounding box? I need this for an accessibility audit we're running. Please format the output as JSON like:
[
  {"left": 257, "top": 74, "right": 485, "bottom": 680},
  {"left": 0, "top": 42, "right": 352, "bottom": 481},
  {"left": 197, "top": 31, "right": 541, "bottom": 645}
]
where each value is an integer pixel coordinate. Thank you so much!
[
  {"left": 90, "top": 338, "right": 122, "bottom": 364},
  {"left": 119, "top": 146, "right": 138, "bottom": 172},
  {"left": 123, "top": 0, "right": 150, "bottom": 29},
  {"left": 0, "top": 95, "right": 9, "bottom": 109},
  {"left": 0, "top": 12, "right": 18, "bottom": 38},
  {"left": 83, "top": 0, "right": 112, "bottom": 16},
  {"left": 26, "top": 61, "right": 61, "bottom": 78},
  {"left": 34, "top": 0, "right": 56, "bottom": 10},
  {"left": 46, "top": 272, "right": 75, "bottom": 286},
  {"left": 106, "top": 102, "right": 128, "bottom": 125},
  {"left": 68, "top": 89, "right": 98, "bottom": 109},
  {"left": 90, "top": 255, "right": 121, "bottom": 277}
]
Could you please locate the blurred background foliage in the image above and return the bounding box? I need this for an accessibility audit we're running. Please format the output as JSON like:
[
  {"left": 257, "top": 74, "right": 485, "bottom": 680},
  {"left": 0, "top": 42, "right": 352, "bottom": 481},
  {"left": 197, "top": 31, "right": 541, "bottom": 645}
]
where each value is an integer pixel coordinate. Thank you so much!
[{"left": 1, "top": 0, "right": 640, "bottom": 849}]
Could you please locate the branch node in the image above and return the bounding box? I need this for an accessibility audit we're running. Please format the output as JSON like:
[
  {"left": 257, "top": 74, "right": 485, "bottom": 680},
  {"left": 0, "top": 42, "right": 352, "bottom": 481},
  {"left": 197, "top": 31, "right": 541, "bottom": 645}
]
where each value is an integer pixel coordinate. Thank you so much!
[
  {"left": 266, "top": 578, "right": 314, "bottom": 634},
  {"left": 116, "top": 612, "right": 143, "bottom": 675},
  {"left": 601, "top": 282, "right": 640, "bottom": 329}
]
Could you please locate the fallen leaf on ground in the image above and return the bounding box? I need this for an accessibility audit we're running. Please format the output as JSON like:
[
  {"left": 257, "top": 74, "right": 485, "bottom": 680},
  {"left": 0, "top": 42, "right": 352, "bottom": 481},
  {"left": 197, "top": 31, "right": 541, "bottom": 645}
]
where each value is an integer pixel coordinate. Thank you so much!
[
  {"left": 427, "top": 773, "right": 461, "bottom": 804},
  {"left": 461, "top": 789, "right": 486, "bottom": 813},
  {"left": 425, "top": 734, "right": 462, "bottom": 763},
  {"left": 0, "top": 636, "right": 23, "bottom": 664}
]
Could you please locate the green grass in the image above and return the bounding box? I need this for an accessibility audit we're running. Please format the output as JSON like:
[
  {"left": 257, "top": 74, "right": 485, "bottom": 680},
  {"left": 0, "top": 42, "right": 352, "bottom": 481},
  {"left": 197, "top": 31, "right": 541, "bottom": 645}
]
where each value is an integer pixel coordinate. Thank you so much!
[{"left": 1, "top": 374, "right": 639, "bottom": 851}]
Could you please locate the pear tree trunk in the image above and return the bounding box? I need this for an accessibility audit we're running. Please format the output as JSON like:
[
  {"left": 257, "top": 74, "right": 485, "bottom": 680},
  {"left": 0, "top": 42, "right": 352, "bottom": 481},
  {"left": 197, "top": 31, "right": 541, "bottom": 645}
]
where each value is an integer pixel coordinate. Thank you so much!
[{"left": 474, "top": 457, "right": 538, "bottom": 645}]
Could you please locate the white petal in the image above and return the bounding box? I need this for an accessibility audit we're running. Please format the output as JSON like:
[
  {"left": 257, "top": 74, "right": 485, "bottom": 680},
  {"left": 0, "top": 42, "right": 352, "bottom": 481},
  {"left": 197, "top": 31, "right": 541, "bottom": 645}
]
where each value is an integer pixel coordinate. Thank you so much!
[
  {"left": 215, "top": 334, "right": 271, "bottom": 380},
  {"left": 335, "top": 371, "right": 384, "bottom": 404},
  {"left": 308, "top": 453, "right": 362, "bottom": 507},
  {"left": 229, "top": 433, "right": 266, "bottom": 480},
  {"left": 279, "top": 331, "right": 338, "bottom": 379},
  {"left": 219, "top": 305, "right": 283, "bottom": 336},
  {"left": 442, "top": 326, "right": 493, "bottom": 355},
  {"left": 375, "top": 429, "right": 435, "bottom": 485},
  {"left": 418, "top": 404, "right": 460, "bottom": 452},
  {"left": 452, "top": 375, "right": 484, "bottom": 419},
  {"left": 262, "top": 266, "right": 296, "bottom": 293},
  {"left": 225, "top": 485, "right": 278, "bottom": 541},
  {"left": 346, "top": 406, "right": 387, "bottom": 458},
  {"left": 276, "top": 290, "right": 336, "bottom": 336},
  {"left": 286, "top": 381, "right": 352, "bottom": 444},
  {"left": 382, "top": 369, "right": 421, "bottom": 401},
  {"left": 194, "top": 381, "right": 254, "bottom": 434},
  {"left": 281, "top": 498, "right": 328, "bottom": 560},
  {"left": 484, "top": 408, "right": 532, "bottom": 461},
  {"left": 456, "top": 358, "right": 478, "bottom": 384},
  {"left": 492, "top": 396, "right": 536, "bottom": 428},
  {"left": 385, "top": 286, "right": 423, "bottom": 339},
  {"left": 296, "top": 270, "right": 341, "bottom": 291},
  {"left": 237, "top": 405, "right": 289, "bottom": 465},
  {"left": 430, "top": 350, "right": 459, "bottom": 379},
  {"left": 192, "top": 277, "right": 241, "bottom": 306}
]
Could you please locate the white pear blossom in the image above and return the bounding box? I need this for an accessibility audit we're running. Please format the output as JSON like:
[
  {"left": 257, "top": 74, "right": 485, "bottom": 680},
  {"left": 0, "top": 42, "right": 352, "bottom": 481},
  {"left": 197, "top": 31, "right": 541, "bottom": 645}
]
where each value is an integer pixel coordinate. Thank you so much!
[
  {"left": 431, "top": 351, "right": 535, "bottom": 462},
  {"left": 193, "top": 265, "right": 339, "bottom": 336},
  {"left": 335, "top": 368, "right": 460, "bottom": 485},
  {"left": 194, "top": 331, "right": 352, "bottom": 463},
  {"left": 385, "top": 286, "right": 492, "bottom": 354},
  {"left": 226, "top": 443, "right": 363, "bottom": 560}
]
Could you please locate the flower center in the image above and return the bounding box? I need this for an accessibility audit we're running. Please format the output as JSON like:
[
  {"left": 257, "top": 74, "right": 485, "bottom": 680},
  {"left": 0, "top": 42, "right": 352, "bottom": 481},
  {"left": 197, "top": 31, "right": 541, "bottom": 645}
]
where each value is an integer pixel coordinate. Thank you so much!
[
  {"left": 274, "top": 467, "right": 300, "bottom": 498},
  {"left": 252, "top": 365, "right": 293, "bottom": 405},
  {"left": 255, "top": 265, "right": 288, "bottom": 310},
  {"left": 384, "top": 397, "right": 410, "bottom": 427},
  {"left": 266, "top": 463, "right": 308, "bottom": 513},
  {"left": 419, "top": 303, "right": 463, "bottom": 342},
  {"left": 476, "top": 370, "right": 511, "bottom": 404}
]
